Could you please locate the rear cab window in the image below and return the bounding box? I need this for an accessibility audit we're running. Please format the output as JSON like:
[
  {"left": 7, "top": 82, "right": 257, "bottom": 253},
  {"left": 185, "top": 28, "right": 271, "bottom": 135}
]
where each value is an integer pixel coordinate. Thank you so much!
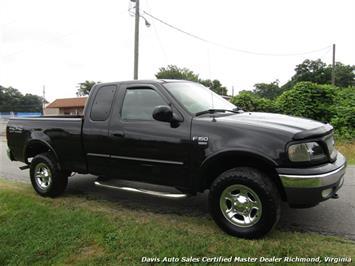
[{"left": 90, "top": 85, "right": 117, "bottom": 121}]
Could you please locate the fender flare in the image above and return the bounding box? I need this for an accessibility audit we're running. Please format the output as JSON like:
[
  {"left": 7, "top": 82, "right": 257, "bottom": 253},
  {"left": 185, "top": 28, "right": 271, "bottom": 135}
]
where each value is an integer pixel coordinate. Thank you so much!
[
  {"left": 197, "top": 148, "right": 278, "bottom": 191},
  {"left": 23, "top": 139, "right": 60, "bottom": 167},
  {"left": 201, "top": 148, "right": 277, "bottom": 168}
]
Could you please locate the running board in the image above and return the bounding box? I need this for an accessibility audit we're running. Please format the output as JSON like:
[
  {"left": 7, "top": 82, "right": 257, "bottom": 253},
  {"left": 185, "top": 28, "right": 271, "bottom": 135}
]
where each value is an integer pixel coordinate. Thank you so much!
[
  {"left": 19, "top": 165, "right": 30, "bottom": 170},
  {"left": 94, "top": 181, "right": 188, "bottom": 199}
]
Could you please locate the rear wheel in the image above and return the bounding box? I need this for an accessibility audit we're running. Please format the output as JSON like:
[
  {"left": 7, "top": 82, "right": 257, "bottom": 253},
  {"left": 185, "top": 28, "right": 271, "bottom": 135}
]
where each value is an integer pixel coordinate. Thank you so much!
[
  {"left": 209, "top": 167, "right": 280, "bottom": 239},
  {"left": 30, "top": 152, "right": 68, "bottom": 197}
]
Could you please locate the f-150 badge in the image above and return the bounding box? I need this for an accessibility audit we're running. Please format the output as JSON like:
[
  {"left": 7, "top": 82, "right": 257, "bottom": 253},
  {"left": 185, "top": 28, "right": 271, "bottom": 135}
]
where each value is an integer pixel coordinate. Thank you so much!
[{"left": 192, "top": 136, "right": 208, "bottom": 145}]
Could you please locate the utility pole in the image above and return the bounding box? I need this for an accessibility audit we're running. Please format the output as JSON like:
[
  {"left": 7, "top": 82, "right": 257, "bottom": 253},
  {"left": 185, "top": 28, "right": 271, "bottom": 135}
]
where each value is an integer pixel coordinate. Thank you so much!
[
  {"left": 133, "top": 0, "right": 140, "bottom": 80},
  {"left": 331, "top": 44, "right": 336, "bottom": 86},
  {"left": 42, "top": 85, "right": 46, "bottom": 114}
]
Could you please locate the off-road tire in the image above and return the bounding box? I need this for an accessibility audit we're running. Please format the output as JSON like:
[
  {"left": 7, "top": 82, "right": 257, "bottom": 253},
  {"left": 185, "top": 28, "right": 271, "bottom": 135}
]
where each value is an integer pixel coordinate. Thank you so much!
[
  {"left": 209, "top": 167, "right": 280, "bottom": 239},
  {"left": 30, "top": 152, "right": 68, "bottom": 197}
]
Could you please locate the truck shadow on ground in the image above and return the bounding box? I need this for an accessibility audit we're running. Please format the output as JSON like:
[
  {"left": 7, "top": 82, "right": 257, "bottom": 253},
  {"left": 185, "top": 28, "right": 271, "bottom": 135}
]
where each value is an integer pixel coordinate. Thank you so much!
[{"left": 65, "top": 174, "right": 350, "bottom": 238}]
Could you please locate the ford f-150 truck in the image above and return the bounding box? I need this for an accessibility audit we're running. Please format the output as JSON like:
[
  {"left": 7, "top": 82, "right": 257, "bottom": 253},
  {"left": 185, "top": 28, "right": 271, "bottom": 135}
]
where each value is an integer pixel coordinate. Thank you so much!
[{"left": 6, "top": 80, "right": 347, "bottom": 238}]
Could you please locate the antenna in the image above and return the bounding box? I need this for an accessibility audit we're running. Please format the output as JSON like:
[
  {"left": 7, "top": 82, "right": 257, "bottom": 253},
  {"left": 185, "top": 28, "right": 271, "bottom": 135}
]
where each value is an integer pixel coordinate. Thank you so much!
[
  {"left": 210, "top": 85, "right": 216, "bottom": 122},
  {"left": 210, "top": 88, "right": 214, "bottom": 109}
]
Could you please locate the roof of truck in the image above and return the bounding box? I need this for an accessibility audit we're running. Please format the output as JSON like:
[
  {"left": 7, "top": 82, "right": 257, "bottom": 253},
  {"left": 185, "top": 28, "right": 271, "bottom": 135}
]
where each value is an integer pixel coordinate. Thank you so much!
[{"left": 96, "top": 79, "right": 195, "bottom": 86}]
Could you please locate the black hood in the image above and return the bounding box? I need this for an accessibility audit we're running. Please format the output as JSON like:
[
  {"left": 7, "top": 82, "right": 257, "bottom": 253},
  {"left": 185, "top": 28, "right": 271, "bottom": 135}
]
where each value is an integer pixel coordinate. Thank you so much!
[{"left": 197, "top": 112, "right": 333, "bottom": 140}]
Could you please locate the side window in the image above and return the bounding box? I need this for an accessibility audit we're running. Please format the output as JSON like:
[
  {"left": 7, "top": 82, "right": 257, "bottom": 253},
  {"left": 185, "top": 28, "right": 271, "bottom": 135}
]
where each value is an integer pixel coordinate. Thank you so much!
[
  {"left": 90, "top": 85, "right": 116, "bottom": 121},
  {"left": 121, "top": 88, "right": 166, "bottom": 121}
]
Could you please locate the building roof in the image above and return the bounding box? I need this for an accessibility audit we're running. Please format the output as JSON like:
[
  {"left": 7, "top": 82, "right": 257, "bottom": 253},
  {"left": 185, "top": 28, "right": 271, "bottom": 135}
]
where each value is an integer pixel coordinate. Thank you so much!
[{"left": 46, "top": 97, "right": 88, "bottom": 108}]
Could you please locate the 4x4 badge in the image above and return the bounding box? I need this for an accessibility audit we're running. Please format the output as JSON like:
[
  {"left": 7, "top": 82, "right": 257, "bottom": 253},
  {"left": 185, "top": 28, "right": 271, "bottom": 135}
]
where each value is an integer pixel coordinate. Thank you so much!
[{"left": 192, "top": 136, "right": 208, "bottom": 145}]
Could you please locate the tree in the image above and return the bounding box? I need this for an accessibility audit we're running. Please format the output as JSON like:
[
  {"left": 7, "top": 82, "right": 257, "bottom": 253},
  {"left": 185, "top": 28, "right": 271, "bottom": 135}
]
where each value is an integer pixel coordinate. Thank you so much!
[
  {"left": 155, "top": 65, "right": 199, "bottom": 81},
  {"left": 253, "top": 80, "right": 283, "bottom": 99},
  {"left": 333, "top": 62, "right": 355, "bottom": 87},
  {"left": 155, "top": 65, "right": 228, "bottom": 95},
  {"left": 283, "top": 59, "right": 355, "bottom": 89},
  {"left": 200, "top": 79, "right": 227, "bottom": 95},
  {"left": 0, "top": 85, "right": 44, "bottom": 112},
  {"left": 77, "top": 80, "right": 98, "bottom": 96}
]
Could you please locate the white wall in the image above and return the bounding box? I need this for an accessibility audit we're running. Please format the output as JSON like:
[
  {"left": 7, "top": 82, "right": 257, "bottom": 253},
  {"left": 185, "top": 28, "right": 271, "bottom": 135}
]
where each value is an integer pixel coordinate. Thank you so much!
[{"left": 43, "top": 108, "right": 60, "bottom": 116}]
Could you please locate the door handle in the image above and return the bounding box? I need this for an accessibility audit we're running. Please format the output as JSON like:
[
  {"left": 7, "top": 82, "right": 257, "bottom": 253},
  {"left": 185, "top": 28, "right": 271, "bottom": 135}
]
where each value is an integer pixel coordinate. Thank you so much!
[{"left": 112, "top": 131, "right": 125, "bottom": 137}]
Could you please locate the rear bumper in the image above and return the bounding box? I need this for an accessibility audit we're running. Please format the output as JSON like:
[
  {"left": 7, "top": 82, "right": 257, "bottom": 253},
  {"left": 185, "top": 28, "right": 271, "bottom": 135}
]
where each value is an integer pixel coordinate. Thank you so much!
[
  {"left": 6, "top": 148, "right": 14, "bottom": 161},
  {"left": 277, "top": 153, "right": 347, "bottom": 207}
]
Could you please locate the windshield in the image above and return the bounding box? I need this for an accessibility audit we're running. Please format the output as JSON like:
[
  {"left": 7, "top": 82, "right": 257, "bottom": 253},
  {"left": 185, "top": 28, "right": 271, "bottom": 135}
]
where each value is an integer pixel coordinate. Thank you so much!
[{"left": 163, "top": 82, "right": 236, "bottom": 114}]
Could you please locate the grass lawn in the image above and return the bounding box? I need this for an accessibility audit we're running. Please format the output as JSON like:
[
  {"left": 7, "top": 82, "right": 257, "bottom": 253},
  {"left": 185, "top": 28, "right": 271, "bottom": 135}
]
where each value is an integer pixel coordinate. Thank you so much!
[
  {"left": 0, "top": 179, "right": 354, "bottom": 266},
  {"left": 337, "top": 140, "right": 355, "bottom": 165}
]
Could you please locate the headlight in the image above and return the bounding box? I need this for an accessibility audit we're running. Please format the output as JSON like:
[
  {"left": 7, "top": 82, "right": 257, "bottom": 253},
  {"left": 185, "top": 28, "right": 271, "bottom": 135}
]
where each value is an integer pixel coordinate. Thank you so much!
[{"left": 288, "top": 142, "right": 326, "bottom": 162}]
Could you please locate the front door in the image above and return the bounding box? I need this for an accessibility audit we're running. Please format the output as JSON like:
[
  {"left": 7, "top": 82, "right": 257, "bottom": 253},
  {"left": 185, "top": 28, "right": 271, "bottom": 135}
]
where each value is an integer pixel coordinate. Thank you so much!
[{"left": 108, "top": 84, "right": 191, "bottom": 187}]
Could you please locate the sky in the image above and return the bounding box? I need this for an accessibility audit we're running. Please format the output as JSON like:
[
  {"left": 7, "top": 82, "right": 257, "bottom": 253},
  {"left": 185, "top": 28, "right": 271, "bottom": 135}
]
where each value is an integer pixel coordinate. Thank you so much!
[{"left": 1, "top": 0, "right": 354, "bottom": 102}]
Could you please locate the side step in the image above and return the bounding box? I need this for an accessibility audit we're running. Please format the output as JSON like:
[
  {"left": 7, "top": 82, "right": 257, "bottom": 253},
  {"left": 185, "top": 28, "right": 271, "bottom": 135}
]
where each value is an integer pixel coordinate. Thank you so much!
[
  {"left": 94, "top": 181, "right": 189, "bottom": 199},
  {"left": 19, "top": 165, "right": 30, "bottom": 170}
]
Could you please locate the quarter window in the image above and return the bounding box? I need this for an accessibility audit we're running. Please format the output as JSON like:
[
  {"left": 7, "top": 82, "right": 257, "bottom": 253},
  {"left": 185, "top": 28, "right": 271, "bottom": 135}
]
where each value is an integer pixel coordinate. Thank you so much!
[
  {"left": 121, "top": 88, "right": 166, "bottom": 120},
  {"left": 90, "top": 85, "right": 116, "bottom": 121}
]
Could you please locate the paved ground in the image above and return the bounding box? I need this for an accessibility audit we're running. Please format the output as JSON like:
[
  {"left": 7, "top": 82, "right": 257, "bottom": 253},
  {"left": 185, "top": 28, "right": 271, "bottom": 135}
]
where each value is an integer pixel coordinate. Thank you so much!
[{"left": 1, "top": 138, "right": 354, "bottom": 240}]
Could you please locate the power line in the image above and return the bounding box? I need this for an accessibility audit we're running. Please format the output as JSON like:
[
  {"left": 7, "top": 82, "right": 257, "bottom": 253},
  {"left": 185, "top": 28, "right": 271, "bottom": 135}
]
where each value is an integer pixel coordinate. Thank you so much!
[{"left": 143, "top": 10, "right": 332, "bottom": 57}]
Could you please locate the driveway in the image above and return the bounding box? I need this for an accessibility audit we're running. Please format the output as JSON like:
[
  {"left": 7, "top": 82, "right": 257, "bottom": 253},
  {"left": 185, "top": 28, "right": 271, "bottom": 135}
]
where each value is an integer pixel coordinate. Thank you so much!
[{"left": 1, "top": 138, "right": 354, "bottom": 240}]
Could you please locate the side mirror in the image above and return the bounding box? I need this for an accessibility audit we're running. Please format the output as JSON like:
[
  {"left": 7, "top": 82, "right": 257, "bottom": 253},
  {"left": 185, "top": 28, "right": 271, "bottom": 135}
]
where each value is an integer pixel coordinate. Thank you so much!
[{"left": 152, "top": 105, "right": 173, "bottom": 122}]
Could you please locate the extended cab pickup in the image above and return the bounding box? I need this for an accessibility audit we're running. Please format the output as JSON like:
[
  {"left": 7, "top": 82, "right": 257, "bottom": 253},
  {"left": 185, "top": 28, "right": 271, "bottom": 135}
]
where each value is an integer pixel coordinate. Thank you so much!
[{"left": 7, "top": 80, "right": 347, "bottom": 238}]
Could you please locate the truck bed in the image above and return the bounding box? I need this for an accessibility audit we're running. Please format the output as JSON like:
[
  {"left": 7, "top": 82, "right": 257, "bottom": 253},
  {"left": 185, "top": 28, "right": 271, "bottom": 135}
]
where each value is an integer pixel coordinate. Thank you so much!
[{"left": 7, "top": 116, "right": 87, "bottom": 173}]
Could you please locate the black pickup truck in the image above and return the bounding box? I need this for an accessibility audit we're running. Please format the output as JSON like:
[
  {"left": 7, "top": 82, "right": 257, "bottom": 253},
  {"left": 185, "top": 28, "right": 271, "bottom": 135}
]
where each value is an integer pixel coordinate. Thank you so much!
[{"left": 7, "top": 80, "right": 347, "bottom": 238}]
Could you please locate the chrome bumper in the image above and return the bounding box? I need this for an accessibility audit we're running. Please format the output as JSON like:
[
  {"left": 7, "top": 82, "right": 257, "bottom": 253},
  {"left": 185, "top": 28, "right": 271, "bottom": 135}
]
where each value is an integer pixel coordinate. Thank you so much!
[{"left": 279, "top": 164, "right": 346, "bottom": 188}]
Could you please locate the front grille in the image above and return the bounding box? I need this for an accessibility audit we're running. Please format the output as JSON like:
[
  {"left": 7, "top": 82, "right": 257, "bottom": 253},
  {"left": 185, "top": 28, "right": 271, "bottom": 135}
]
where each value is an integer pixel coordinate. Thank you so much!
[{"left": 325, "top": 135, "right": 337, "bottom": 160}]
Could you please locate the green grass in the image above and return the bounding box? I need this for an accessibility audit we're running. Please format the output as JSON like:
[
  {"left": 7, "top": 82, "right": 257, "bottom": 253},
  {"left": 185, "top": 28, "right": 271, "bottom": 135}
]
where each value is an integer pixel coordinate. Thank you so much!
[
  {"left": 0, "top": 180, "right": 354, "bottom": 266},
  {"left": 337, "top": 140, "right": 355, "bottom": 165}
]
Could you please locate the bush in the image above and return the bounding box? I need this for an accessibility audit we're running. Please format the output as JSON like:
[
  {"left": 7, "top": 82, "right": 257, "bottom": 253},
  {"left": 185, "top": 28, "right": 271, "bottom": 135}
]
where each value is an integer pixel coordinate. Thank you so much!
[
  {"left": 231, "top": 91, "right": 278, "bottom": 113},
  {"left": 330, "top": 87, "right": 355, "bottom": 139},
  {"left": 276, "top": 82, "right": 336, "bottom": 123}
]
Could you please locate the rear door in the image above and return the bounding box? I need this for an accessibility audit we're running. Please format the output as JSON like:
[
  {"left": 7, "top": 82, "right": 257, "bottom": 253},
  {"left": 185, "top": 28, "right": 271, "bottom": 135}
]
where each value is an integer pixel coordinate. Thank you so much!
[
  {"left": 82, "top": 84, "right": 118, "bottom": 175},
  {"left": 108, "top": 83, "right": 191, "bottom": 187}
]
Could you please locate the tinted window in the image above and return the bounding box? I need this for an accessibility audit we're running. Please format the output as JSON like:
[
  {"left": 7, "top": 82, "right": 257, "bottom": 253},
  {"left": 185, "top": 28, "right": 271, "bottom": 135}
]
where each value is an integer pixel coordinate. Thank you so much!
[
  {"left": 121, "top": 88, "right": 166, "bottom": 120},
  {"left": 164, "top": 82, "right": 236, "bottom": 114},
  {"left": 90, "top": 85, "right": 116, "bottom": 121}
]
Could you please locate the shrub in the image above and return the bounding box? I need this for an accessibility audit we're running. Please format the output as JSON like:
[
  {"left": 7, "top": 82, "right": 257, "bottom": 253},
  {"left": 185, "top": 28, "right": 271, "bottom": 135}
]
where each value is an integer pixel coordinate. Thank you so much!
[
  {"left": 231, "top": 91, "right": 278, "bottom": 113},
  {"left": 276, "top": 82, "right": 336, "bottom": 123},
  {"left": 330, "top": 87, "right": 355, "bottom": 139}
]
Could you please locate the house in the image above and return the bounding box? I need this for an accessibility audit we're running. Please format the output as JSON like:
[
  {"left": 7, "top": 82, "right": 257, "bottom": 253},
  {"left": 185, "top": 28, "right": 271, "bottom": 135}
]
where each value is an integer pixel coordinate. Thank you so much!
[{"left": 44, "top": 97, "right": 87, "bottom": 116}]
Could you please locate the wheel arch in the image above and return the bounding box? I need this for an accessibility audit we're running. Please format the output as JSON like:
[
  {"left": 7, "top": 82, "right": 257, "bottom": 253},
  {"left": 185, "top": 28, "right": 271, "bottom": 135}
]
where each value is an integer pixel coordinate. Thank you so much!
[
  {"left": 24, "top": 139, "right": 61, "bottom": 169},
  {"left": 198, "top": 150, "right": 286, "bottom": 201}
]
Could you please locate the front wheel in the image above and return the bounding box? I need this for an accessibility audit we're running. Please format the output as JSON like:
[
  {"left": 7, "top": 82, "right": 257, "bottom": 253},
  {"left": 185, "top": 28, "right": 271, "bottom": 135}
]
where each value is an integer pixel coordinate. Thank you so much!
[
  {"left": 30, "top": 152, "right": 68, "bottom": 197},
  {"left": 209, "top": 167, "right": 280, "bottom": 239}
]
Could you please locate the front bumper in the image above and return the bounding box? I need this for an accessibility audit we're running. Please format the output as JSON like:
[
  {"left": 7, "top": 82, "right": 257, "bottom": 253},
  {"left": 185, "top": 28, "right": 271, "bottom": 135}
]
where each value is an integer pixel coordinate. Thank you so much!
[{"left": 277, "top": 153, "right": 347, "bottom": 207}]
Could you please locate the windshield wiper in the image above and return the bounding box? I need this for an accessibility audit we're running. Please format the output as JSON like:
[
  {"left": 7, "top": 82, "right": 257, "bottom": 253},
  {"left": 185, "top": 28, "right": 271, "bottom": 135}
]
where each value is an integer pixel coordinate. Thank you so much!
[{"left": 195, "top": 108, "right": 242, "bottom": 117}]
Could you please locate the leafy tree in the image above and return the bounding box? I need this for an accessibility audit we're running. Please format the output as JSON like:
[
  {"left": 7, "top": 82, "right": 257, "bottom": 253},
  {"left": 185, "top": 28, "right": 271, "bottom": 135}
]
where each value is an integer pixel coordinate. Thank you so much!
[
  {"left": 253, "top": 80, "right": 283, "bottom": 99},
  {"left": 276, "top": 82, "right": 336, "bottom": 123},
  {"left": 155, "top": 65, "right": 199, "bottom": 82},
  {"left": 283, "top": 59, "right": 355, "bottom": 89},
  {"left": 200, "top": 79, "right": 227, "bottom": 95},
  {"left": 333, "top": 63, "right": 355, "bottom": 88},
  {"left": 77, "top": 80, "right": 98, "bottom": 96},
  {"left": 0, "top": 85, "right": 44, "bottom": 112},
  {"left": 155, "top": 65, "right": 227, "bottom": 95},
  {"left": 231, "top": 91, "right": 278, "bottom": 112}
]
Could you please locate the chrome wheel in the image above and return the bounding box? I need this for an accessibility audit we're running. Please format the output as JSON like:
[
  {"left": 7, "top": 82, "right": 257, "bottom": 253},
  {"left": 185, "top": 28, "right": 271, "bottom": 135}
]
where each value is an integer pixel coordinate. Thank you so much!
[
  {"left": 219, "top": 184, "right": 262, "bottom": 227},
  {"left": 34, "top": 163, "right": 52, "bottom": 190}
]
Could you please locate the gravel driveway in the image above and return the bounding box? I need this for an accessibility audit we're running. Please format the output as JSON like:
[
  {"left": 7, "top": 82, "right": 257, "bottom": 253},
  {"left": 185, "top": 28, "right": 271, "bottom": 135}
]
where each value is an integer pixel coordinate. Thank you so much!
[{"left": 1, "top": 137, "right": 354, "bottom": 240}]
